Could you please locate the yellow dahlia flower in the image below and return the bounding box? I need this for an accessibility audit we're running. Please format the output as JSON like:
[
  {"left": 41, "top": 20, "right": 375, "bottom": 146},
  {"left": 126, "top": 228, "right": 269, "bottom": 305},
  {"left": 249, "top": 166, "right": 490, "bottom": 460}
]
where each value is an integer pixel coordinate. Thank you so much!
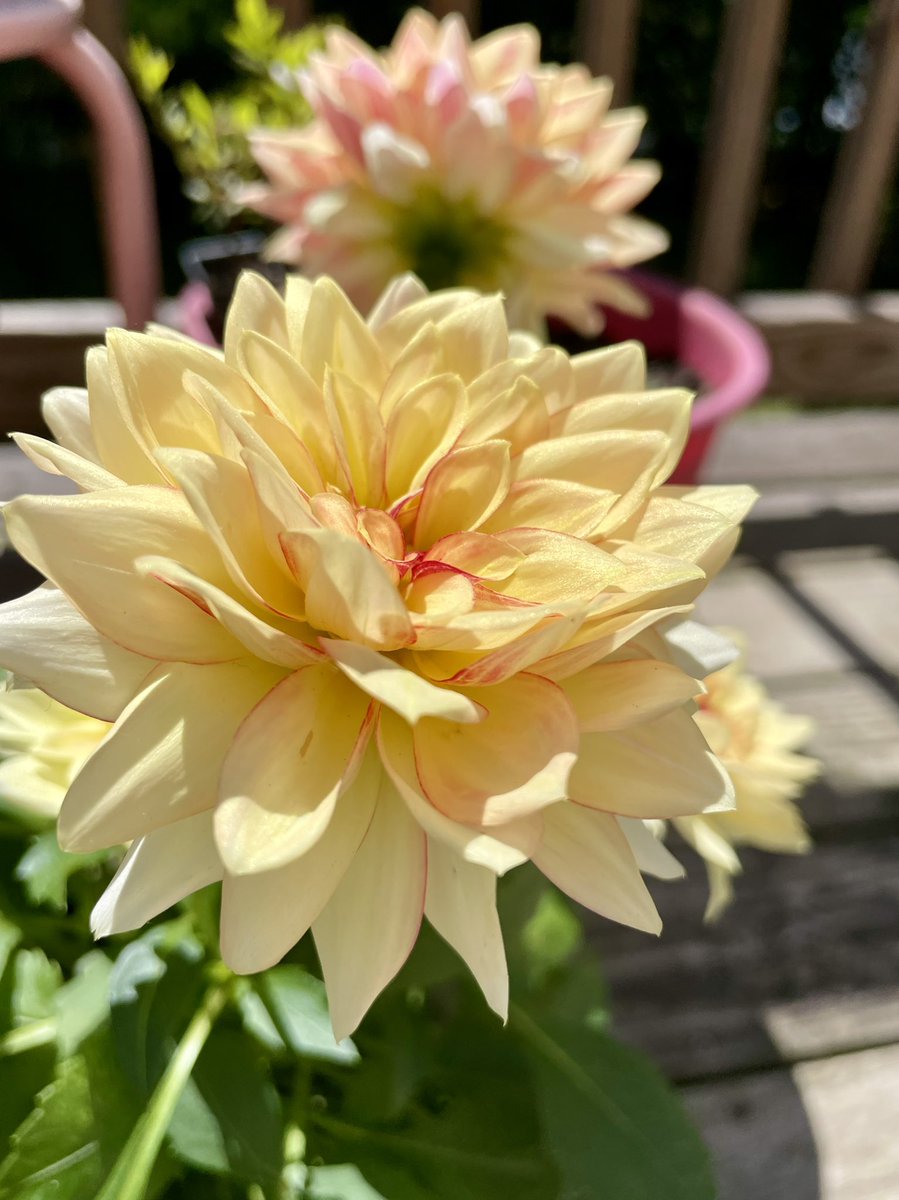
[
  {"left": 675, "top": 638, "right": 819, "bottom": 919},
  {"left": 0, "top": 676, "right": 108, "bottom": 820},
  {"left": 0, "top": 272, "right": 753, "bottom": 1037},
  {"left": 243, "top": 9, "right": 667, "bottom": 335}
]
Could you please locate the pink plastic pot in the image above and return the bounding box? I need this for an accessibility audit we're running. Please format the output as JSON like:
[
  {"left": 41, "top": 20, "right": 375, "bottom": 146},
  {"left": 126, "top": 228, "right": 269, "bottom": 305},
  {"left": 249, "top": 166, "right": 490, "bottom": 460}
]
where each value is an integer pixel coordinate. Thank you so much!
[
  {"left": 598, "top": 270, "right": 770, "bottom": 484},
  {"left": 176, "top": 268, "right": 769, "bottom": 485}
]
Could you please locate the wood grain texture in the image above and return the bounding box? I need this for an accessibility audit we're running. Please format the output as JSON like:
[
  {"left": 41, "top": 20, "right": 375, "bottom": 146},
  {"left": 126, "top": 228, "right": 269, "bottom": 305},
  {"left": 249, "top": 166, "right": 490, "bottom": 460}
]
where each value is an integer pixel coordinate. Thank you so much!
[
  {"left": 82, "top": 0, "right": 126, "bottom": 64},
  {"left": 593, "top": 838, "right": 899, "bottom": 1081},
  {"left": 576, "top": 0, "right": 642, "bottom": 102},
  {"left": 689, "top": 0, "right": 791, "bottom": 294},
  {"left": 684, "top": 1043, "right": 899, "bottom": 1199},
  {"left": 810, "top": 0, "right": 899, "bottom": 292},
  {"left": 268, "top": 0, "right": 312, "bottom": 30},
  {"left": 427, "top": 0, "right": 480, "bottom": 35},
  {"left": 741, "top": 292, "right": 899, "bottom": 401}
]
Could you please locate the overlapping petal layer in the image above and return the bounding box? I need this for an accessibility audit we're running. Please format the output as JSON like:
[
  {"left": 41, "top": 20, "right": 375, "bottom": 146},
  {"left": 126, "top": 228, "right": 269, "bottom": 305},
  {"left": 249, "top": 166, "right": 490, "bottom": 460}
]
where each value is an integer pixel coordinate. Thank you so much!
[
  {"left": 243, "top": 9, "right": 668, "bottom": 334},
  {"left": 0, "top": 273, "right": 753, "bottom": 1036}
]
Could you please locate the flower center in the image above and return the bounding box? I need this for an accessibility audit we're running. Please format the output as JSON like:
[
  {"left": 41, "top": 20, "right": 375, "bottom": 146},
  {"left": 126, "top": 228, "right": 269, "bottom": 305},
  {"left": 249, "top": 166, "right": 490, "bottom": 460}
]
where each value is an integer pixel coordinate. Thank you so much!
[{"left": 385, "top": 184, "right": 510, "bottom": 291}]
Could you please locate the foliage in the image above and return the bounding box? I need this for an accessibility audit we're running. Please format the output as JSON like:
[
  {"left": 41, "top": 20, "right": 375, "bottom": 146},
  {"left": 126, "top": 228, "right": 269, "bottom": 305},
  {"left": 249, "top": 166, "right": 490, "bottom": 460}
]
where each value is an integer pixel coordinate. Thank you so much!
[
  {"left": 128, "top": 0, "right": 326, "bottom": 228},
  {"left": 0, "top": 785, "right": 717, "bottom": 1199}
]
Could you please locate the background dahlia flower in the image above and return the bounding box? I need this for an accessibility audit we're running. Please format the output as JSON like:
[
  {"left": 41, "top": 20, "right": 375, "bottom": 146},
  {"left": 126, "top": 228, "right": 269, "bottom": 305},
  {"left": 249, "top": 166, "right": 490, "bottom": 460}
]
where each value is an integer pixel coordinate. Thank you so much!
[
  {"left": 0, "top": 676, "right": 108, "bottom": 820},
  {"left": 674, "top": 637, "right": 820, "bottom": 918},
  {"left": 0, "top": 272, "right": 753, "bottom": 1038},
  {"left": 243, "top": 9, "right": 668, "bottom": 335}
]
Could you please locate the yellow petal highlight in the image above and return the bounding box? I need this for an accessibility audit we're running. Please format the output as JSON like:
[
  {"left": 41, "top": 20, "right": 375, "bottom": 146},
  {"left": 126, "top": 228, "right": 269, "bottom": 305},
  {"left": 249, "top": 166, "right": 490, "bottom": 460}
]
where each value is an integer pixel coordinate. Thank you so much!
[
  {"left": 216, "top": 665, "right": 372, "bottom": 874},
  {"left": 60, "top": 661, "right": 282, "bottom": 852},
  {"left": 414, "top": 674, "right": 578, "bottom": 826},
  {"left": 313, "top": 776, "right": 427, "bottom": 1041},
  {"left": 320, "top": 638, "right": 482, "bottom": 724},
  {"left": 570, "top": 709, "right": 734, "bottom": 819},
  {"left": 534, "top": 805, "right": 662, "bottom": 934}
]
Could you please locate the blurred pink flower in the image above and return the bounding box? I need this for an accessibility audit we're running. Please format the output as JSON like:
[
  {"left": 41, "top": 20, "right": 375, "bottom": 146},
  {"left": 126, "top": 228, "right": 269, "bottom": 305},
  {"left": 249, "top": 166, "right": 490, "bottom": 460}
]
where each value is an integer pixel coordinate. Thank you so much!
[{"left": 244, "top": 9, "right": 667, "bottom": 334}]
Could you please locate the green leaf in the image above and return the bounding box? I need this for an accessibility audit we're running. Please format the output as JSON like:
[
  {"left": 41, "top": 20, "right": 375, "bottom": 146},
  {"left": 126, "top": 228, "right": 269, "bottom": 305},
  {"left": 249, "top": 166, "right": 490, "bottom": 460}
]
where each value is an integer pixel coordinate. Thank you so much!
[
  {"left": 15, "top": 834, "right": 107, "bottom": 913},
  {"left": 315, "top": 985, "right": 557, "bottom": 1200},
  {"left": 511, "top": 1006, "right": 716, "bottom": 1200},
  {"left": 0, "top": 1029, "right": 143, "bottom": 1200},
  {"left": 11, "top": 950, "right": 61, "bottom": 1025},
  {"left": 54, "top": 951, "right": 112, "bottom": 1056},
  {"left": 300, "top": 1163, "right": 388, "bottom": 1199},
  {"left": 128, "top": 35, "right": 173, "bottom": 98},
  {"left": 167, "top": 1026, "right": 283, "bottom": 1183},
  {"left": 0, "top": 914, "right": 21, "bottom": 984},
  {"left": 521, "top": 889, "right": 584, "bottom": 988},
  {"left": 108, "top": 925, "right": 205, "bottom": 1094},
  {"left": 256, "top": 965, "right": 359, "bottom": 1065},
  {"left": 95, "top": 982, "right": 228, "bottom": 1200},
  {"left": 0, "top": 1042, "right": 56, "bottom": 1163}
]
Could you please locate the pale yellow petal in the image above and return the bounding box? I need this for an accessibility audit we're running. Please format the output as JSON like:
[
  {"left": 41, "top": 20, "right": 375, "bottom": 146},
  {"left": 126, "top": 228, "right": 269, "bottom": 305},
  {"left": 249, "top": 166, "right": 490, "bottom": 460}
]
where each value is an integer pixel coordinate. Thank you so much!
[
  {"left": 570, "top": 709, "right": 734, "bottom": 819},
  {"left": 91, "top": 810, "right": 222, "bottom": 936},
  {"left": 281, "top": 527, "right": 413, "bottom": 650},
  {"left": 320, "top": 638, "right": 483, "bottom": 724},
  {"left": 312, "top": 775, "right": 427, "bottom": 1040},
  {"left": 425, "top": 838, "right": 508, "bottom": 1019},
  {"left": 413, "top": 440, "right": 513, "bottom": 549},
  {"left": 413, "top": 674, "right": 578, "bottom": 825},
  {"left": 3, "top": 488, "right": 240, "bottom": 664},
  {"left": 223, "top": 271, "right": 289, "bottom": 365},
  {"left": 216, "top": 664, "right": 371, "bottom": 874},
  {"left": 534, "top": 804, "right": 661, "bottom": 933},
  {"left": 561, "top": 659, "right": 701, "bottom": 732},
  {"left": 0, "top": 586, "right": 155, "bottom": 721},
  {"left": 59, "top": 660, "right": 283, "bottom": 852},
  {"left": 12, "top": 433, "right": 122, "bottom": 492},
  {"left": 377, "top": 710, "right": 537, "bottom": 873},
  {"left": 220, "top": 748, "right": 381, "bottom": 972}
]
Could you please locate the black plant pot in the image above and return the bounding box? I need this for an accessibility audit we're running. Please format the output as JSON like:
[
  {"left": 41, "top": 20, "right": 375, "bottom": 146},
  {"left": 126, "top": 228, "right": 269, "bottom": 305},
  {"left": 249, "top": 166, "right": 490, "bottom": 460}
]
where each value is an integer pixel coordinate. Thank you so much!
[{"left": 179, "top": 230, "right": 285, "bottom": 344}]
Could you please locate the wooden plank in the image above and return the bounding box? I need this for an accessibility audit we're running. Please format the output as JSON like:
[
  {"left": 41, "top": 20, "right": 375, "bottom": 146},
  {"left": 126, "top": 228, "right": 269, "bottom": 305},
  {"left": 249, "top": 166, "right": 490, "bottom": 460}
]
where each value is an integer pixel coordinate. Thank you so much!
[
  {"left": 689, "top": 0, "right": 790, "bottom": 294},
  {"left": 427, "top": 0, "right": 480, "bottom": 36},
  {"left": 809, "top": 0, "right": 899, "bottom": 292},
  {"left": 0, "top": 300, "right": 178, "bottom": 436},
  {"left": 780, "top": 548, "right": 899, "bottom": 676},
  {"left": 576, "top": 0, "right": 642, "bottom": 102},
  {"left": 740, "top": 291, "right": 899, "bottom": 401},
  {"left": 682, "top": 1067, "right": 821, "bottom": 1200},
  {"left": 593, "top": 838, "right": 899, "bottom": 1080},
  {"left": 693, "top": 562, "right": 851, "bottom": 679},
  {"left": 269, "top": 0, "right": 312, "bottom": 30},
  {"left": 766, "top": 670, "right": 899, "bottom": 792},
  {"left": 82, "top": 0, "right": 126, "bottom": 65},
  {"left": 683, "top": 1043, "right": 899, "bottom": 1200},
  {"left": 703, "top": 407, "right": 899, "bottom": 485}
]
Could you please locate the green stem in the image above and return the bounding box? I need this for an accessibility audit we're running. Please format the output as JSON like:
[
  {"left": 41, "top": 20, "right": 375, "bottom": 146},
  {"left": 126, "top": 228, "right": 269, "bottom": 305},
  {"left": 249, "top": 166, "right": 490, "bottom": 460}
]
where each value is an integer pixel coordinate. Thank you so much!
[
  {"left": 0, "top": 1017, "right": 57, "bottom": 1057},
  {"left": 310, "top": 1112, "right": 541, "bottom": 1177},
  {"left": 95, "top": 976, "right": 231, "bottom": 1200}
]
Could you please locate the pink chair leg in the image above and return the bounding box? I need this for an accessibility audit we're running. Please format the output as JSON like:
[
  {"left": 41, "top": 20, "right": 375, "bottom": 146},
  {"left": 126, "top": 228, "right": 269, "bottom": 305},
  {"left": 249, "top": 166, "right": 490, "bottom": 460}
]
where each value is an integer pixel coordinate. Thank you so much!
[{"left": 40, "top": 29, "right": 160, "bottom": 330}]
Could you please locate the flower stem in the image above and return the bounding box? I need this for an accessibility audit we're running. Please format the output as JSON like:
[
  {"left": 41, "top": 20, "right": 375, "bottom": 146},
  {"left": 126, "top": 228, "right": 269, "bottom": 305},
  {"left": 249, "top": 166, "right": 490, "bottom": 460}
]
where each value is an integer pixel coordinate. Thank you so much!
[{"left": 95, "top": 975, "right": 231, "bottom": 1200}]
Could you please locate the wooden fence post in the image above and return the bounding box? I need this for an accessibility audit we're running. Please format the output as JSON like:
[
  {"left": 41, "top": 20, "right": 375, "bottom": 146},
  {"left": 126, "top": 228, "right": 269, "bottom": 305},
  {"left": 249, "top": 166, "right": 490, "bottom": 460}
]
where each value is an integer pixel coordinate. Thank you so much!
[
  {"left": 427, "top": 0, "right": 481, "bottom": 36},
  {"left": 688, "top": 0, "right": 791, "bottom": 295},
  {"left": 82, "top": 0, "right": 126, "bottom": 64},
  {"left": 576, "top": 0, "right": 642, "bottom": 103},
  {"left": 809, "top": 0, "right": 899, "bottom": 293},
  {"left": 269, "top": 0, "right": 313, "bottom": 30}
]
